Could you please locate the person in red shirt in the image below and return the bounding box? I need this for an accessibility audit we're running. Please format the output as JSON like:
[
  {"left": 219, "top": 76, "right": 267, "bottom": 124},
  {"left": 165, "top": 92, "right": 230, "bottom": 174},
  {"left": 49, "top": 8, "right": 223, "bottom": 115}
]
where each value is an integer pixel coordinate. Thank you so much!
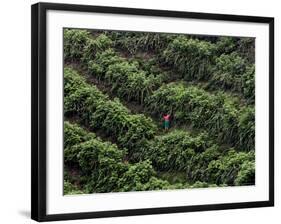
[{"left": 163, "top": 114, "right": 171, "bottom": 131}]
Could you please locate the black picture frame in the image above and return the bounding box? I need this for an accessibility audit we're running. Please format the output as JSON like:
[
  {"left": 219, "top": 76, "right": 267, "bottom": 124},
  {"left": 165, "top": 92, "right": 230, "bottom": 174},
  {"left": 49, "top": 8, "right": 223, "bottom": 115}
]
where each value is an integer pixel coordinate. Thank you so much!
[{"left": 31, "top": 2, "right": 274, "bottom": 222}]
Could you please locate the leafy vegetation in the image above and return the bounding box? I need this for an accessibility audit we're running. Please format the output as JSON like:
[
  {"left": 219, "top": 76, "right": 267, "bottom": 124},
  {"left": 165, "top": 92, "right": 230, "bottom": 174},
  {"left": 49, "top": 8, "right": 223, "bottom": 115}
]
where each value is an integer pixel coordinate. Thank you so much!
[
  {"left": 87, "top": 49, "right": 165, "bottom": 105},
  {"left": 103, "top": 32, "right": 255, "bottom": 102},
  {"left": 144, "top": 82, "right": 254, "bottom": 150},
  {"left": 162, "top": 36, "right": 216, "bottom": 81},
  {"left": 140, "top": 130, "right": 214, "bottom": 171},
  {"left": 64, "top": 68, "right": 156, "bottom": 154},
  {"left": 63, "top": 29, "right": 256, "bottom": 194},
  {"left": 82, "top": 34, "right": 113, "bottom": 65},
  {"left": 64, "top": 29, "right": 90, "bottom": 61},
  {"left": 105, "top": 31, "right": 176, "bottom": 54},
  {"left": 64, "top": 122, "right": 200, "bottom": 193},
  {"left": 210, "top": 53, "right": 255, "bottom": 102},
  {"left": 64, "top": 121, "right": 254, "bottom": 192},
  {"left": 64, "top": 28, "right": 255, "bottom": 103},
  {"left": 206, "top": 149, "right": 255, "bottom": 185}
]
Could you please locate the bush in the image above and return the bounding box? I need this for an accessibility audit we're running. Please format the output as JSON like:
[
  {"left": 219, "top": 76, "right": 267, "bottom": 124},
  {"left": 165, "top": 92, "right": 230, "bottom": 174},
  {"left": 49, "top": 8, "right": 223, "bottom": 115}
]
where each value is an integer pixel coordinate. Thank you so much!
[
  {"left": 64, "top": 121, "right": 96, "bottom": 163},
  {"left": 141, "top": 130, "right": 214, "bottom": 171},
  {"left": 189, "top": 145, "right": 221, "bottom": 182},
  {"left": 64, "top": 67, "right": 88, "bottom": 96},
  {"left": 211, "top": 53, "right": 247, "bottom": 90},
  {"left": 118, "top": 160, "right": 155, "bottom": 191},
  {"left": 89, "top": 98, "right": 156, "bottom": 152},
  {"left": 234, "top": 161, "right": 255, "bottom": 185},
  {"left": 76, "top": 139, "right": 127, "bottom": 193},
  {"left": 63, "top": 29, "right": 90, "bottom": 61},
  {"left": 87, "top": 49, "right": 124, "bottom": 80},
  {"left": 215, "top": 37, "right": 238, "bottom": 55},
  {"left": 106, "top": 62, "right": 162, "bottom": 104},
  {"left": 162, "top": 36, "right": 216, "bottom": 80},
  {"left": 206, "top": 150, "right": 255, "bottom": 185},
  {"left": 82, "top": 34, "right": 112, "bottom": 65},
  {"left": 64, "top": 121, "right": 95, "bottom": 148},
  {"left": 108, "top": 31, "right": 176, "bottom": 54}
]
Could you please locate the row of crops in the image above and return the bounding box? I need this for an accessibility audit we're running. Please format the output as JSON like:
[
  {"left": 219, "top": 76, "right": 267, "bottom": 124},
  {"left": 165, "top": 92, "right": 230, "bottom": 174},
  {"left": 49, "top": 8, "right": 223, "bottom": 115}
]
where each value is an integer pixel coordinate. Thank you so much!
[
  {"left": 65, "top": 121, "right": 231, "bottom": 194},
  {"left": 64, "top": 68, "right": 156, "bottom": 153},
  {"left": 63, "top": 28, "right": 255, "bottom": 194},
  {"left": 64, "top": 29, "right": 254, "bottom": 151},
  {"left": 106, "top": 31, "right": 255, "bottom": 103},
  {"left": 64, "top": 121, "right": 172, "bottom": 193},
  {"left": 64, "top": 30, "right": 255, "bottom": 104},
  {"left": 64, "top": 67, "right": 254, "bottom": 194}
]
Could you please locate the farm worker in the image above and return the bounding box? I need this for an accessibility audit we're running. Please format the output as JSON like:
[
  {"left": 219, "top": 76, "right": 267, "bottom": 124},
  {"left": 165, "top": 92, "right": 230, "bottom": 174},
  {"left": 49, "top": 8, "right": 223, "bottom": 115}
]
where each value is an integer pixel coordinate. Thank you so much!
[{"left": 163, "top": 114, "right": 171, "bottom": 131}]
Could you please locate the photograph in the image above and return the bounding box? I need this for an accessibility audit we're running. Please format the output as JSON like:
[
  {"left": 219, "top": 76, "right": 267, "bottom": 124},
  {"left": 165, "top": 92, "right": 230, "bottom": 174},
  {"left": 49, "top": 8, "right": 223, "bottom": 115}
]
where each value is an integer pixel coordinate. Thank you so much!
[
  {"left": 30, "top": 2, "right": 274, "bottom": 221},
  {"left": 63, "top": 28, "right": 256, "bottom": 195}
]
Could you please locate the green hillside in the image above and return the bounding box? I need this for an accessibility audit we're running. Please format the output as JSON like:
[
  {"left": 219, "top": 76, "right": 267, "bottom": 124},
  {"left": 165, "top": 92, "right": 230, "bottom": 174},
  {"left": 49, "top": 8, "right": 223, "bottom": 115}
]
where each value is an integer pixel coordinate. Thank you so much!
[{"left": 63, "top": 29, "right": 255, "bottom": 195}]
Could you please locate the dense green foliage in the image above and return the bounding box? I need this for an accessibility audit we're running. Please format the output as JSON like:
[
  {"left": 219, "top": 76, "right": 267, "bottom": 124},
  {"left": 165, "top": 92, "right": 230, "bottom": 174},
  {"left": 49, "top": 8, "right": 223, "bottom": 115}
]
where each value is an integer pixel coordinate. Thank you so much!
[
  {"left": 63, "top": 29, "right": 256, "bottom": 194},
  {"left": 210, "top": 53, "right": 255, "bottom": 102},
  {"left": 141, "top": 130, "right": 214, "bottom": 171},
  {"left": 206, "top": 150, "right": 255, "bottom": 185},
  {"left": 82, "top": 34, "right": 113, "bottom": 65},
  {"left": 64, "top": 122, "right": 157, "bottom": 192},
  {"left": 64, "top": 29, "right": 90, "bottom": 61},
  {"left": 105, "top": 31, "right": 176, "bottom": 54},
  {"left": 64, "top": 121, "right": 96, "bottom": 163},
  {"left": 139, "top": 130, "right": 254, "bottom": 185},
  {"left": 162, "top": 36, "right": 216, "bottom": 81},
  {"left": 64, "top": 68, "right": 156, "bottom": 153},
  {"left": 64, "top": 122, "right": 187, "bottom": 193},
  {"left": 215, "top": 37, "right": 238, "bottom": 55},
  {"left": 144, "top": 82, "right": 254, "bottom": 150},
  {"left": 63, "top": 28, "right": 255, "bottom": 103},
  {"left": 88, "top": 49, "right": 164, "bottom": 105},
  {"left": 211, "top": 53, "right": 248, "bottom": 90},
  {"left": 64, "top": 121, "right": 255, "bottom": 191},
  {"left": 101, "top": 31, "right": 255, "bottom": 102}
]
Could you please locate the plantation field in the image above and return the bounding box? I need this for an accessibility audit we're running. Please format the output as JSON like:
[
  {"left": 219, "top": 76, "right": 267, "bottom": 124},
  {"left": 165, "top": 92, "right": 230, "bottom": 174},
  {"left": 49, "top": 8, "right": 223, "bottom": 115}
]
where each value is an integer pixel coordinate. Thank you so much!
[{"left": 63, "top": 28, "right": 255, "bottom": 194}]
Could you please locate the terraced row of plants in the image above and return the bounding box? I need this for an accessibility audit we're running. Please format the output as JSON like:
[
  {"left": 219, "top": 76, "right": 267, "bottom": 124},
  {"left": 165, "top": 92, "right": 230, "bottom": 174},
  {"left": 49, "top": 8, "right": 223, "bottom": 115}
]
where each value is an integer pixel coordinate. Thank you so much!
[
  {"left": 65, "top": 121, "right": 228, "bottom": 194},
  {"left": 105, "top": 31, "right": 255, "bottom": 103},
  {"left": 64, "top": 29, "right": 256, "bottom": 193},
  {"left": 145, "top": 83, "right": 255, "bottom": 151},
  {"left": 64, "top": 30, "right": 255, "bottom": 103},
  {"left": 64, "top": 67, "right": 255, "bottom": 192},
  {"left": 64, "top": 121, "right": 174, "bottom": 193},
  {"left": 64, "top": 29, "right": 254, "bottom": 151},
  {"left": 64, "top": 29, "right": 166, "bottom": 105},
  {"left": 64, "top": 118, "right": 254, "bottom": 194},
  {"left": 64, "top": 67, "right": 156, "bottom": 155}
]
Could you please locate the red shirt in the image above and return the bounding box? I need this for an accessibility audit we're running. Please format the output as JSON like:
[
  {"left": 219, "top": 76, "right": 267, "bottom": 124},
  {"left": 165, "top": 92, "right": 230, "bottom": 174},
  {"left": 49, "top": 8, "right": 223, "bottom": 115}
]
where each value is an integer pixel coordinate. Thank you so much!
[{"left": 163, "top": 115, "right": 170, "bottom": 121}]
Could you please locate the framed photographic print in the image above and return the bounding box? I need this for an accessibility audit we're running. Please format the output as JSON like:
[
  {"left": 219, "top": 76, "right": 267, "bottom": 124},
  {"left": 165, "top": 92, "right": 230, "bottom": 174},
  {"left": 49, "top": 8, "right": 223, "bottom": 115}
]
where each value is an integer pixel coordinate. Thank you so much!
[{"left": 31, "top": 2, "right": 274, "bottom": 222}]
